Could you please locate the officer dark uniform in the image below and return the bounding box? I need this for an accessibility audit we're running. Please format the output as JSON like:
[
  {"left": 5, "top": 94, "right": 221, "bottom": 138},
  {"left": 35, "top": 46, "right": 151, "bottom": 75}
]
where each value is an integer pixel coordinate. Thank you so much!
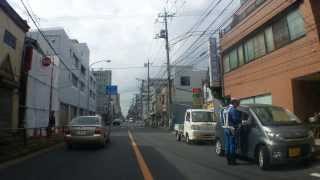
[{"left": 225, "top": 99, "right": 241, "bottom": 165}]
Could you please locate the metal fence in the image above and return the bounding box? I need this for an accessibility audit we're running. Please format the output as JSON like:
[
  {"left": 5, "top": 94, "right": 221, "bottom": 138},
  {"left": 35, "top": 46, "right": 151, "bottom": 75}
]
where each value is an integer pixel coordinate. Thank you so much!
[{"left": 0, "top": 127, "right": 65, "bottom": 147}]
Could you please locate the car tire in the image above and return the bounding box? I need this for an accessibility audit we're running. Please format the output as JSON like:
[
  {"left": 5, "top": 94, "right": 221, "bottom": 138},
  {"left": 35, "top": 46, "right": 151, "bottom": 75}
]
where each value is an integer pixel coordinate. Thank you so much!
[
  {"left": 186, "top": 134, "right": 192, "bottom": 144},
  {"left": 106, "top": 137, "right": 111, "bottom": 144},
  {"left": 303, "top": 158, "right": 312, "bottom": 167},
  {"left": 100, "top": 140, "right": 106, "bottom": 148},
  {"left": 176, "top": 132, "right": 181, "bottom": 141},
  {"left": 66, "top": 143, "right": 73, "bottom": 149},
  {"left": 215, "top": 139, "right": 224, "bottom": 156},
  {"left": 257, "top": 146, "right": 270, "bottom": 170}
]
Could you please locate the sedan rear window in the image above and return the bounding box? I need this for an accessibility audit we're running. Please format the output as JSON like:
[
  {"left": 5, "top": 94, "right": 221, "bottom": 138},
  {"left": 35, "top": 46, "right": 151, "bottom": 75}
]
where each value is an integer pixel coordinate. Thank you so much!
[{"left": 71, "top": 117, "right": 100, "bottom": 125}]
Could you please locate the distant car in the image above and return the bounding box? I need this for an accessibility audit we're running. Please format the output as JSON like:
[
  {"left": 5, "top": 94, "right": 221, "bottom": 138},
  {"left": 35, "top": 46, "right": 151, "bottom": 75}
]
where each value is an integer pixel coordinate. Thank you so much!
[
  {"left": 64, "top": 115, "right": 111, "bottom": 148},
  {"left": 112, "top": 119, "right": 122, "bottom": 126},
  {"left": 135, "top": 121, "right": 145, "bottom": 127}
]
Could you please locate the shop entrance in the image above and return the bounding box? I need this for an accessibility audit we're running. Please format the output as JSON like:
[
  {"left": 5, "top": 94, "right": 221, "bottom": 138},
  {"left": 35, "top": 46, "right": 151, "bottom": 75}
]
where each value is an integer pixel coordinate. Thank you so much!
[
  {"left": 292, "top": 72, "right": 320, "bottom": 122},
  {"left": 0, "top": 88, "right": 12, "bottom": 128}
]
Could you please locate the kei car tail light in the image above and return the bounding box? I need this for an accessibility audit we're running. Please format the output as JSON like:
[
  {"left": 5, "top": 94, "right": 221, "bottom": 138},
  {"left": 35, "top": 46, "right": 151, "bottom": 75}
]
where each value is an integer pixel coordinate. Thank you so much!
[{"left": 95, "top": 127, "right": 104, "bottom": 134}]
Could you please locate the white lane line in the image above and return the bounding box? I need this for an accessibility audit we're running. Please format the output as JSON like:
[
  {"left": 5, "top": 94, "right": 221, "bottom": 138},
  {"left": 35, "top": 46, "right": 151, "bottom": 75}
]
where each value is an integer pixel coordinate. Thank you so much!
[{"left": 311, "top": 173, "right": 320, "bottom": 178}]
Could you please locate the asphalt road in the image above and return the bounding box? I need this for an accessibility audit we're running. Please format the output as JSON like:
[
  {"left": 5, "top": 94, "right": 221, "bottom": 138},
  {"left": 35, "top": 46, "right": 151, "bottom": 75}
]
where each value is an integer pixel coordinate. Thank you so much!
[{"left": 0, "top": 126, "right": 320, "bottom": 180}]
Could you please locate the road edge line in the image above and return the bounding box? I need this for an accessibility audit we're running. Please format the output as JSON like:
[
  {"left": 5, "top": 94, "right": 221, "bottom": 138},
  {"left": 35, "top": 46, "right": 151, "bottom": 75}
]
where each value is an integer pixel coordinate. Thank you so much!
[
  {"left": 0, "top": 143, "right": 64, "bottom": 170},
  {"left": 128, "top": 130, "right": 154, "bottom": 180}
]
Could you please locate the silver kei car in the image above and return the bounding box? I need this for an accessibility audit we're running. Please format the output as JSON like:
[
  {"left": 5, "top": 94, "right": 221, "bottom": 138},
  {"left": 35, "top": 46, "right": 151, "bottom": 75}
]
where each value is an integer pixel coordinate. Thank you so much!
[{"left": 64, "top": 115, "right": 111, "bottom": 148}]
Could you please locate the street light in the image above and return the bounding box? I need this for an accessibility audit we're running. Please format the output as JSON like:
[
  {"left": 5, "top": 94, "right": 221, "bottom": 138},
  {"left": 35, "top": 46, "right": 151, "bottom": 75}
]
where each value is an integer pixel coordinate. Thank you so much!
[
  {"left": 89, "top": 59, "right": 111, "bottom": 69},
  {"left": 87, "top": 59, "right": 111, "bottom": 115}
]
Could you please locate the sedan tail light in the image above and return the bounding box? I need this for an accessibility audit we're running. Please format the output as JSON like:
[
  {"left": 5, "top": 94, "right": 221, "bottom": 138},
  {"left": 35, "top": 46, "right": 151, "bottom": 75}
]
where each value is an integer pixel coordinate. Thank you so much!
[
  {"left": 64, "top": 128, "right": 71, "bottom": 135},
  {"left": 95, "top": 127, "right": 104, "bottom": 134}
]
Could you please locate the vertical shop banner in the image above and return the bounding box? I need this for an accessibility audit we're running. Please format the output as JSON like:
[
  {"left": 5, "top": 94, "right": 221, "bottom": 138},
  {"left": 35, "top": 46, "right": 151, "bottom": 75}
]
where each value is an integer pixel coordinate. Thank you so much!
[{"left": 192, "top": 88, "right": 202, "bottom": 108}]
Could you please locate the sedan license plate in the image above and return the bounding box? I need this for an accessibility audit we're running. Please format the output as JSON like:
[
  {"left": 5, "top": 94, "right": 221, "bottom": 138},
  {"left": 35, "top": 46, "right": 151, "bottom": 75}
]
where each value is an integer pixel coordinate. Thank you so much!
[
  {"left": 288, "top": 147, "right": 301, "bottom": 157},
  {"left": 77, "top": 130, "right": 87, "bottom": 136}
]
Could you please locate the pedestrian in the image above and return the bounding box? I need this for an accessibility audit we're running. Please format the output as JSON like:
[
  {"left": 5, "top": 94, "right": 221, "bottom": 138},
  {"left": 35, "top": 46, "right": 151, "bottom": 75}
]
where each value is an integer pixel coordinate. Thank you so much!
[
  {"left": 47, "top": 111, "right": 56, "bottom": 137},
  {"left": 223, "top": 98, "right": 241, "bottom": 165}
]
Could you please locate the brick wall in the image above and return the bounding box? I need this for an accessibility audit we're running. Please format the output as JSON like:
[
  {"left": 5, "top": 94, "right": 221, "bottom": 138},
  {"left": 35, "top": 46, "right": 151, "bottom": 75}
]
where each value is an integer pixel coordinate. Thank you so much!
[{"left": 221, "top": 0, "right": 320, "bottom": 112}]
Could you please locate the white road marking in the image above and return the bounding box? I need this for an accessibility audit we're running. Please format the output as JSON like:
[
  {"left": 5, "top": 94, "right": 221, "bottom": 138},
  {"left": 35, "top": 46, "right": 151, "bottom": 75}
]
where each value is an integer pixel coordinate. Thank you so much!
[{"left": 310, "top": 173, "right": 320, "bottom": 178}]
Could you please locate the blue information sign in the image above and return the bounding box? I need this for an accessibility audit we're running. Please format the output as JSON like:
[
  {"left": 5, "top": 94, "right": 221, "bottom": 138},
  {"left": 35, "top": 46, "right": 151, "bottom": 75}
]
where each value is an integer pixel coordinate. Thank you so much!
[{"left": 106, "top": 85, "right": 118, "bottom": 95}]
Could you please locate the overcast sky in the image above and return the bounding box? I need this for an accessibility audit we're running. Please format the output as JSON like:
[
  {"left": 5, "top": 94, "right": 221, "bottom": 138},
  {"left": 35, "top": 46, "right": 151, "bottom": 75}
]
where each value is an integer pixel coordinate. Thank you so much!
[{"left": 8, "top": 0, "right": 239, "bottom": 116}]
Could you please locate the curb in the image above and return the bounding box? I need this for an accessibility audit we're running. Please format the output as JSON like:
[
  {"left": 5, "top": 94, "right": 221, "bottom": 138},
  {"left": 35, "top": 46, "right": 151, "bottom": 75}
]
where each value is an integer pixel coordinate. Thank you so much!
[{"left": 0, "top": 143, "right": 64, "bottom": 170}]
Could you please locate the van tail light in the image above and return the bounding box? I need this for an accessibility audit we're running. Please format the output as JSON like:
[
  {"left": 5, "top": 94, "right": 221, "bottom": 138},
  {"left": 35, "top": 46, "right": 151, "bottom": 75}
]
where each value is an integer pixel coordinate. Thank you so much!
[{"left": 95, "top": 127, "right": 104, "bottom": 134}]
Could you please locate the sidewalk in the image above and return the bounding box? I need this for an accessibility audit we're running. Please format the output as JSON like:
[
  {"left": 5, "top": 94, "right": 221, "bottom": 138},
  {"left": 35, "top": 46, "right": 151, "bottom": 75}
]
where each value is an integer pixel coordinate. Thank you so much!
[{"left": 0, "top": 136, "right": 63, "bottom": 164}]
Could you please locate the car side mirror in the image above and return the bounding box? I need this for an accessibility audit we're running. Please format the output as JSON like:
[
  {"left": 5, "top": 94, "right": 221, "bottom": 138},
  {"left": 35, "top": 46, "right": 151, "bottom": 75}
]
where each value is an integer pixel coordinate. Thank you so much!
[{"left": 242, "top": 120, "right": 249, "bottom": 126}]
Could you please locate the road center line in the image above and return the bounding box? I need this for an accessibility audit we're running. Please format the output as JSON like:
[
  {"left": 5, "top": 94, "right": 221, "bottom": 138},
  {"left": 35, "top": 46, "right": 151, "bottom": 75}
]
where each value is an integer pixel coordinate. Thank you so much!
[{"left": 128, "top": 130, "right": 154, "bottom": 180}]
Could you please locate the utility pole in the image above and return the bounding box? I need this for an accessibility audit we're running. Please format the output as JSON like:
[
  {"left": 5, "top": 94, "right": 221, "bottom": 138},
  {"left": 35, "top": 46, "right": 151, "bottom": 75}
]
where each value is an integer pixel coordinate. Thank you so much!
[
  {"left": 147, "top": 61, "right": 150, "bottom": 117},
  {"left": 48, "top": 56, "right": 54, "bottom": 130},
  {"left": 144, "top": 60, "right": 151, "bottom": 125},
  {"left": 158, "top": 9, "right": 175, "bottom": 129}
]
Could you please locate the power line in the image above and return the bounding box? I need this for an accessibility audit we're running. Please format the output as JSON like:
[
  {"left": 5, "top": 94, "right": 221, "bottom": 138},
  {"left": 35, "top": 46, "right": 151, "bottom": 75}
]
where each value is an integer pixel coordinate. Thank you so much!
[
  {"left": 20, "top": 0, "right": 74, "bottom": 74},
  {"left": 170, "top": 0, "right": 223, "bottom": 58},
  {"left": 152, "top": 0, "right": 237, "bottom": 85},
  {"left": 151, "top": 0, "right": 222, "bottom": 82},
  {"left": 172, "top": 0, "right": 235, "bottom": 66}
]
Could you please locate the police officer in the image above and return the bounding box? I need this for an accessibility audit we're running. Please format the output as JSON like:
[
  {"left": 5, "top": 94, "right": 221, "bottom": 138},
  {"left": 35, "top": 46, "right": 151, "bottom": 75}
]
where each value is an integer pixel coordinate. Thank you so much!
[{"left": 225, "top": 99, "right": 241, "bottom": 165}]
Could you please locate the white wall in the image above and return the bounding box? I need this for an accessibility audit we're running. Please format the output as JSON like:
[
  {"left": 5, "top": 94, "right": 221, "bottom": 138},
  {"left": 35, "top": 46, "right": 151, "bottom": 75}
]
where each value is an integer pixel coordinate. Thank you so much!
[
  {"left": 24, "top": 50, "right": 60, "bottom": 128},
  {"left": 172, "top": 66, "right": 206, "bottom": 103},
  {"left": 28, "top": 29, "right": 96, "bottom": 114}
]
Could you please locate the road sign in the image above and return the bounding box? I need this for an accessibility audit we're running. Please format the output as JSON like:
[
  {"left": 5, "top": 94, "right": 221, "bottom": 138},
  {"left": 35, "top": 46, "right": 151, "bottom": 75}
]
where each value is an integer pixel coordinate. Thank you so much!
[{"left": 106, "top": 85, "right": 118, "bottom": 95}]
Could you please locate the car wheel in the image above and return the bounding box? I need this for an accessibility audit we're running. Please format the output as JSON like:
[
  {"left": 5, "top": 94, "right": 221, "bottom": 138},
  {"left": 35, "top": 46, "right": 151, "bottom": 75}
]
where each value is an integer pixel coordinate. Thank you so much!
[
  {"left": 257, "top": 146, "right": 270, "bottom": 170},
  {"left": 106, "top": 136, "right": 111, "bottom": 144},
  {"left": 100, "top": 140, "right": 106, "bottom": 148},
  {"left": 176, "top": 133, "right": 181, "bottom": 141},
  {"left": 186, "top": 134, "right": 192, "bottom": 144},
  {"left": 303, "top": 158, "right": 312, "bottom": 167},
  {"left": 215, "top": 139, "right": 224, "bottom": 156},
  {"left": 66, "top": 143, "right": 73, "bottom": 149}
]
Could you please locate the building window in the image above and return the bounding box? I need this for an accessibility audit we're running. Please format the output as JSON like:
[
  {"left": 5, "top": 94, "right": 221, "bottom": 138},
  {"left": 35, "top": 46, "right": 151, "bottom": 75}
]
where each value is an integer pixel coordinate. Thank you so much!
[
  {"left": 74, "top": 55, "right": 79, "bottom": 68},
  {"left": 240, "top": 94, "right": 272, "bottom": 105},
  {"left": 273, "top": 17, "right": 290, "bottom": 49},
  {"left": 72, "top": 74, "right": 78, "bottom": 87},
  {"left": 81, "top": 65, "right": 86, "bottom": 76},
  {"left": 244, "top": 38, "right": 255, "bottom": 62},
  {"left": 180, "top": 76, "right": 190, "bottom": 86},
  {"left": 223, "top": 8, "right": 305, "bottom": 74},
  {"left": 255, "top": 95, "right": 272, "bottom": 104},
  {"left": 80, "top": 82, "right": 85, "bottom": 92},
  {"left": 3, "top": 30, "right": 16, "bottom": 49},
  {"left": 254, "top": 32, "right": 266, "bottom": 58},
  {"left": 237, "top": 45, "right": 245, "bottom": 66},
  {"left": 223, "top": 55, "right": 230, "bottom": 73},
  {"left": 229, "top": 49, "right": 238, "bottom": 69},
  {"left": 265, "top": 26, "right": 275, "bottom": 52},
  {"left": 240, "top": 97, "right": 255, "bottom": 104},
  {"left": 287, "top": 10, "right": 305, "bottom": 40}
]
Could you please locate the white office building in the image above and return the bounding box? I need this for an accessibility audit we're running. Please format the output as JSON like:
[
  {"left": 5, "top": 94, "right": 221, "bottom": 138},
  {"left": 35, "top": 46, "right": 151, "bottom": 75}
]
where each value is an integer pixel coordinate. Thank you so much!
[{"left": 28, "top": 28, "right": 97, "bottom": 126}]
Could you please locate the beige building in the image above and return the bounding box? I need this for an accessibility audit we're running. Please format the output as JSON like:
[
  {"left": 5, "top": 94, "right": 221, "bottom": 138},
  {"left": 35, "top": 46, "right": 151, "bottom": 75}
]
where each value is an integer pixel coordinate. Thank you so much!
[
  {"left": 220, "top": 0, "right": 320, "bottom": 122},
  {"left": 0, "top": 1, "right": 29, "bottom": 128}
]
